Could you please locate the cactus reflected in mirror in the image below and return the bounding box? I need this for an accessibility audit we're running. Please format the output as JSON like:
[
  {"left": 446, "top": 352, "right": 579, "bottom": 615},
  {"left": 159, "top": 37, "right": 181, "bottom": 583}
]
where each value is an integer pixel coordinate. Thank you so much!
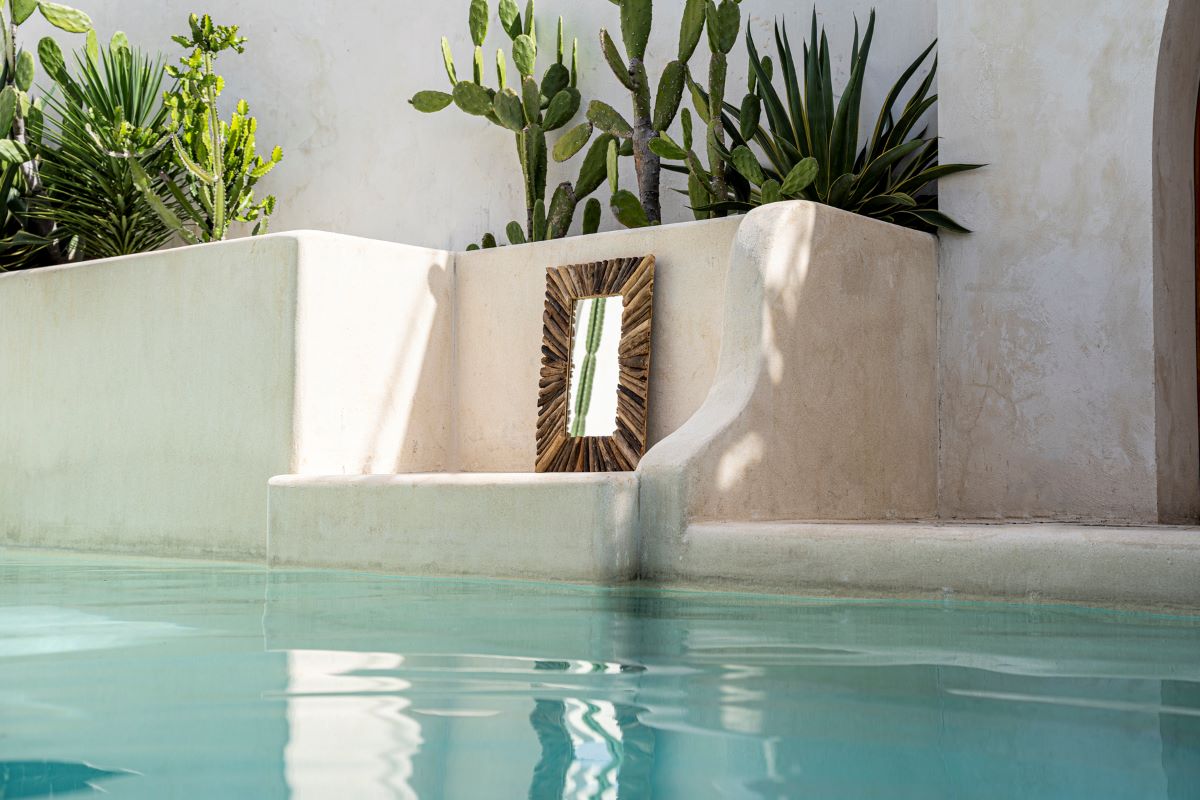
[{"left": 567, "top": 294, "right": 623, "bottom": 438}]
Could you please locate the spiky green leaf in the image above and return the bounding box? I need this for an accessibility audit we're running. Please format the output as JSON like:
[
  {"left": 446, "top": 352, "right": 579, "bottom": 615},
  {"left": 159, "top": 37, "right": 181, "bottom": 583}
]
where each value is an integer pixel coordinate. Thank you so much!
[
  {"left": 760, "top": 179, "right": 782, "bottom": 204},
  {"left": 648, "top": 134, "right": 686, "bottom": 160},
  {"left": 492, "top": 87, "right": 525, "bottom": 130},
  {"left": 678, "top": 0, "right": 705, "bottom": 62},
  {"left": 441, "top": 37, "right": 457, "bottom": 85},
  {"left": 38, "top": 1, "right": 91, "bottom": 33},
  {"left": 610, "top": 189, "right": 649, "bottom": 228},
  {"left": 542, "top": 87, "right": 579, "bottom": 131},
  {"left": 468, "top": 0, "right": 489, "bottom": 46},
  {"left": 780, "top": 157, "right": 818, "bottom": 196},
  {"left": 36, "top": 36, "right": 65, "bottom": 81},
  {"left": 553, "top": 121, "right": 591, "bottom": 162},
  {"left": 410, "top": 89, "right": 454, "bottom": 113},
  {"left": 14, "top": 49, "right": 33, "bottom": 91},
  {"left": 506, "top": 220, "right": 526, "bottom": 244},
  {"left": 586, "top": 99, "right": 632, "bottom": 138},
  {"left": 653, "top": 59, "right": 685, "bottom": 132},
  {"left": 600, "top": 29, "right": 634, "bottom": 90},
  {"left": 11, "top": 0, "right": 38, "bottom": 24},
  {"left": 574, "top": 132, "right": 613, "bottom": 196},
  {"left": 452, "top": 80, "right": 493, "bottom": 115},
  {"left": 729, "top": 145, "right": 764, "bottom": 185},
  {"left": 582, "top": 196, "right": 601, "bottom": 234},
  {"left": 512, "top": 33, "right": 536, "bottom": 76},
  {"left": 498, "top": 0, "right": 521, "bottom": 39},
  {"left": 620, "top": 0, "right": 651, "bottom": 61}
]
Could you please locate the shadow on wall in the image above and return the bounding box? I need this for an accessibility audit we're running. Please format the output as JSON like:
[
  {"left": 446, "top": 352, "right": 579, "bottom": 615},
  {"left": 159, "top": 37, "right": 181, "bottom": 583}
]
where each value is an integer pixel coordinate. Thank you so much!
[
  {"left": 640, "top": 202, "right": 938, "bottom": 533},
  {"left": 363, "top": 262, "right": 455, "bottom": 474}
]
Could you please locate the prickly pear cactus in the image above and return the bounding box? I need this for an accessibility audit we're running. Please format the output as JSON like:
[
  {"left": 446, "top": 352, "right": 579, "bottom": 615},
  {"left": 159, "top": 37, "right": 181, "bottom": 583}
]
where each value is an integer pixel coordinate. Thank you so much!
[
  {"left": 0, "top": 0, "right": 93, "bottom": 269},
  {"left": 411, "top": 0, "right": 602, "bottom": 245},
  {"left": 572, "top": 0, "right": 705, "bottom": 228},
  {"left": 647, "top": 0, "right": 745, "bottom": 220}
]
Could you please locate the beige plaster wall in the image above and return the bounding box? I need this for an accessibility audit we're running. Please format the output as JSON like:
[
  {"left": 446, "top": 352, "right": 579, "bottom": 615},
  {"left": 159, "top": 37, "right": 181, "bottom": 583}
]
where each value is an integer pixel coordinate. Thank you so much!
[
  {"left": 936, "top": 0, "right": 1199, "bottom": 522},
  {"left": 639, "top": 202, "right": 939, "bottom": 576},
  {"left": 0, "top": 234, "right": 451, "bottom": 558},
  {"left": 1153, "top": 0, "right": 1200, "bottom": 522},
  {"left": 454, "top": 217, "right": 741, "bottom": 471}
]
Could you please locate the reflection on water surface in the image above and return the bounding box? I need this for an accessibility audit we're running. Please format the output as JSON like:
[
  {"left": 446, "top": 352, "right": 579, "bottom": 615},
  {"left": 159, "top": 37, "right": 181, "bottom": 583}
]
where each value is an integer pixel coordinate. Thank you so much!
[{"left": 0, "top": 551, "right": 1197, "bottom": 798}]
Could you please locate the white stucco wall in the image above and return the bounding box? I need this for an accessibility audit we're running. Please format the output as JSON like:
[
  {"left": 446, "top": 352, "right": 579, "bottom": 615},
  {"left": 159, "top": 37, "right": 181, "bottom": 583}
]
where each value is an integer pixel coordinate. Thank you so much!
[
  {"left": 64, "top": 0, "right": 935, "bottom": 249},
  {"left": 936, "top": 0, "right": 1199, "bottom": 522}
]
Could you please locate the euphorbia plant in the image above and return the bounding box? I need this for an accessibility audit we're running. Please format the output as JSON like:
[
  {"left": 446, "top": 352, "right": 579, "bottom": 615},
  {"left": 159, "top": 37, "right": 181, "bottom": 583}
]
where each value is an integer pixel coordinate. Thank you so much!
[{"left": 132, "top": 14, "right": 282, "bottom": 244}]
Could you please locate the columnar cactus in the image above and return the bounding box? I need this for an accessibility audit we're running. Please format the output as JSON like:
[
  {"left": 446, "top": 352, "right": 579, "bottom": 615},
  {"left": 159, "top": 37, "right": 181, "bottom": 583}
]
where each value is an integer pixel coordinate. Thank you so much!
[
  {"left": 411, "top": 0, "right": 603, "bottom": 246},
  {"left": 569, "top": 296, "right": 606, "bottom": 437}
]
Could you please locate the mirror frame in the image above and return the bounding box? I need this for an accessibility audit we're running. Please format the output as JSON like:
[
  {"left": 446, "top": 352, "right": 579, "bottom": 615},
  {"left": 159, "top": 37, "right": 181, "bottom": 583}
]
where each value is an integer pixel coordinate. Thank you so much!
[{"left": 536, "top": 255, "right": 656, "bottom": 472}]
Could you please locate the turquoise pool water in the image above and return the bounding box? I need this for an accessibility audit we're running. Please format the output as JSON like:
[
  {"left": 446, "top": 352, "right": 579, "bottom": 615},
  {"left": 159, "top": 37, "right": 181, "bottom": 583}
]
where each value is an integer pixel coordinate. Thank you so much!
[{"left": 0, "top": 550, "right": 1197, "bottom": 799}]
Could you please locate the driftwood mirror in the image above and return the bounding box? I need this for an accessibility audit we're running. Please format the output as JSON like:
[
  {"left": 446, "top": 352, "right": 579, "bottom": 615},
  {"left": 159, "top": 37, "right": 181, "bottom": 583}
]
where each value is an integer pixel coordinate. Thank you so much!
[{"left": 536, "top": 255, "right": 655, "bottom": 472}]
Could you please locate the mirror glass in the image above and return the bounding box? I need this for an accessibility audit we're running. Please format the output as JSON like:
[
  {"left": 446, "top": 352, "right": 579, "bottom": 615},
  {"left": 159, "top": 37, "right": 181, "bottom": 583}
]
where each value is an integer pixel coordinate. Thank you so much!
[{"left": 567, "top": 295, "right": 623, "bottom": 437}]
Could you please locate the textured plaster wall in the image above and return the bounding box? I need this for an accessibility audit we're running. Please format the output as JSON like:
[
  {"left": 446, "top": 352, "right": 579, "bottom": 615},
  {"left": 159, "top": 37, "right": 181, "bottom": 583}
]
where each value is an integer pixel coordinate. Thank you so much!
[
  {"left": 455, "top": 217, "right": 741, "bottom": 471},
  {"left": 63, "top": 0, "right": 936, "bottom": 249},
  {"left": 936, "top": 0, "right": 1198, "bottom": 522}
]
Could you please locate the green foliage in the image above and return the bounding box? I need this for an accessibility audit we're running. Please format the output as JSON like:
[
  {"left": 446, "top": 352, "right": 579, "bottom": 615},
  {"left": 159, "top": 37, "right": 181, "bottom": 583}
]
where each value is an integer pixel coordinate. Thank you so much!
[
  {"left": 661, "top": 9, "right": 982, "bottom": 233},
  {"left": 577, "top": 0, "right": 708, "bottom": 227},
  {"left": 132, "top": 14, "right": 282, "bottom": 244},
  {"left": 0, "top": 0, "right": 93, "bottom": 270},
  {"left": 29, "top": 36, "right": 187, "bottom": 260},
  {"left": 412, "top": 0, "right": 602, "bottom": 246}
]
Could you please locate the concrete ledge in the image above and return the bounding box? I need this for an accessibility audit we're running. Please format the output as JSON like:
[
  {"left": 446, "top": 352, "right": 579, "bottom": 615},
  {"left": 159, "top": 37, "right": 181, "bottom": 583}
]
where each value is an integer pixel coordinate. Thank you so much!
[
  {"left": 267, "top": 473, "right": 639, "bottom": 582},
  {"left": 654, "top": 521, "right": 1200, "bottom": 609}
]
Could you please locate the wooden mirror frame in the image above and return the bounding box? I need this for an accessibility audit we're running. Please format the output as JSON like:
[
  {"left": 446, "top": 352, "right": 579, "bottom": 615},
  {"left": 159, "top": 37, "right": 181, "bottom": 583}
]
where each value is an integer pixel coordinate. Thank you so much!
[{"left": 536, "top": 255, "right": 655, "bottom": 472}]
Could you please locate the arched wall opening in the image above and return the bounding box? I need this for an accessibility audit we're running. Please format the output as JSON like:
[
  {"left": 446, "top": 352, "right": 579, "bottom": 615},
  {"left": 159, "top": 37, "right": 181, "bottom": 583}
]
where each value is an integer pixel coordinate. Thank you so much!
[{"left": 1153, "top": 0, "right": 1200, "bottom": 522}]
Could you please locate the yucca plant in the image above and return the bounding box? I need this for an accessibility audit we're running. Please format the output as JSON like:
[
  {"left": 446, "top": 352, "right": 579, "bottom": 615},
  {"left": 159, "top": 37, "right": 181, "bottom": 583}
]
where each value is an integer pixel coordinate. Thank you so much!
[
  {"left": 29, "top": 33, "right": 187, "bottom": 260},
  {"left": 658, "top": 9, "right": 982, "bottom": 233}
]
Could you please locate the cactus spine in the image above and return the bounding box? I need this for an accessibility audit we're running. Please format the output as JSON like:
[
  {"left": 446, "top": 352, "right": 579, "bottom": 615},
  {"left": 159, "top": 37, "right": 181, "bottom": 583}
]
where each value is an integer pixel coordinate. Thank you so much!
[
  {"left": 570, "top": 296, "right": 606, "bottom": 437},
  {"left": 413, "top": 0, "right": 601, "bottom": 247}
]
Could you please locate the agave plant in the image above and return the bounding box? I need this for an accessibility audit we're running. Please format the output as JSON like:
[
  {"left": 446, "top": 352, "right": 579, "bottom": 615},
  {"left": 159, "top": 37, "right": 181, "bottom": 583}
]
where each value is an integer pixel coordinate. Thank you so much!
[
  {"left": 29, "top": 33, "right": 186, "bottom": 260},
  {"left": 658, "top": 9, "right": 982, "bottom": 233}
]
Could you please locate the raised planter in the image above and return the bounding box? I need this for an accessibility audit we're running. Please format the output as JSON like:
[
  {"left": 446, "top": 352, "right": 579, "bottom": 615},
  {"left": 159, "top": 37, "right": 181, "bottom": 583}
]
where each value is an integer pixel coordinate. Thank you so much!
[{"left": 1, "top": 202, "right": 940, "bottom": 582}]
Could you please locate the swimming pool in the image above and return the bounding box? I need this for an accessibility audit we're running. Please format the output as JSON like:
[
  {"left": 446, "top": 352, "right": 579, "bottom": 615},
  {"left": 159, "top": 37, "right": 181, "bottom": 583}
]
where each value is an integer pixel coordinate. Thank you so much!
[{"left": 1, "top": 549, "right": 1197, "bottom": 798}]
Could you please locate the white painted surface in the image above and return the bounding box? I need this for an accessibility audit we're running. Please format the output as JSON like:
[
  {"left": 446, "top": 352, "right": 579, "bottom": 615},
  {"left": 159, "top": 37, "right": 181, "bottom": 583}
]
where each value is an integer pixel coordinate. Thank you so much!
[
  {"left": 62, "top": 0, "right": 936, "bottom": 249},
  {"left": 0, "top": 233, "right": 451, "bottom": 558},
  {"left": 268, "top": 473, "right": 639, "bottom": 582}
]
